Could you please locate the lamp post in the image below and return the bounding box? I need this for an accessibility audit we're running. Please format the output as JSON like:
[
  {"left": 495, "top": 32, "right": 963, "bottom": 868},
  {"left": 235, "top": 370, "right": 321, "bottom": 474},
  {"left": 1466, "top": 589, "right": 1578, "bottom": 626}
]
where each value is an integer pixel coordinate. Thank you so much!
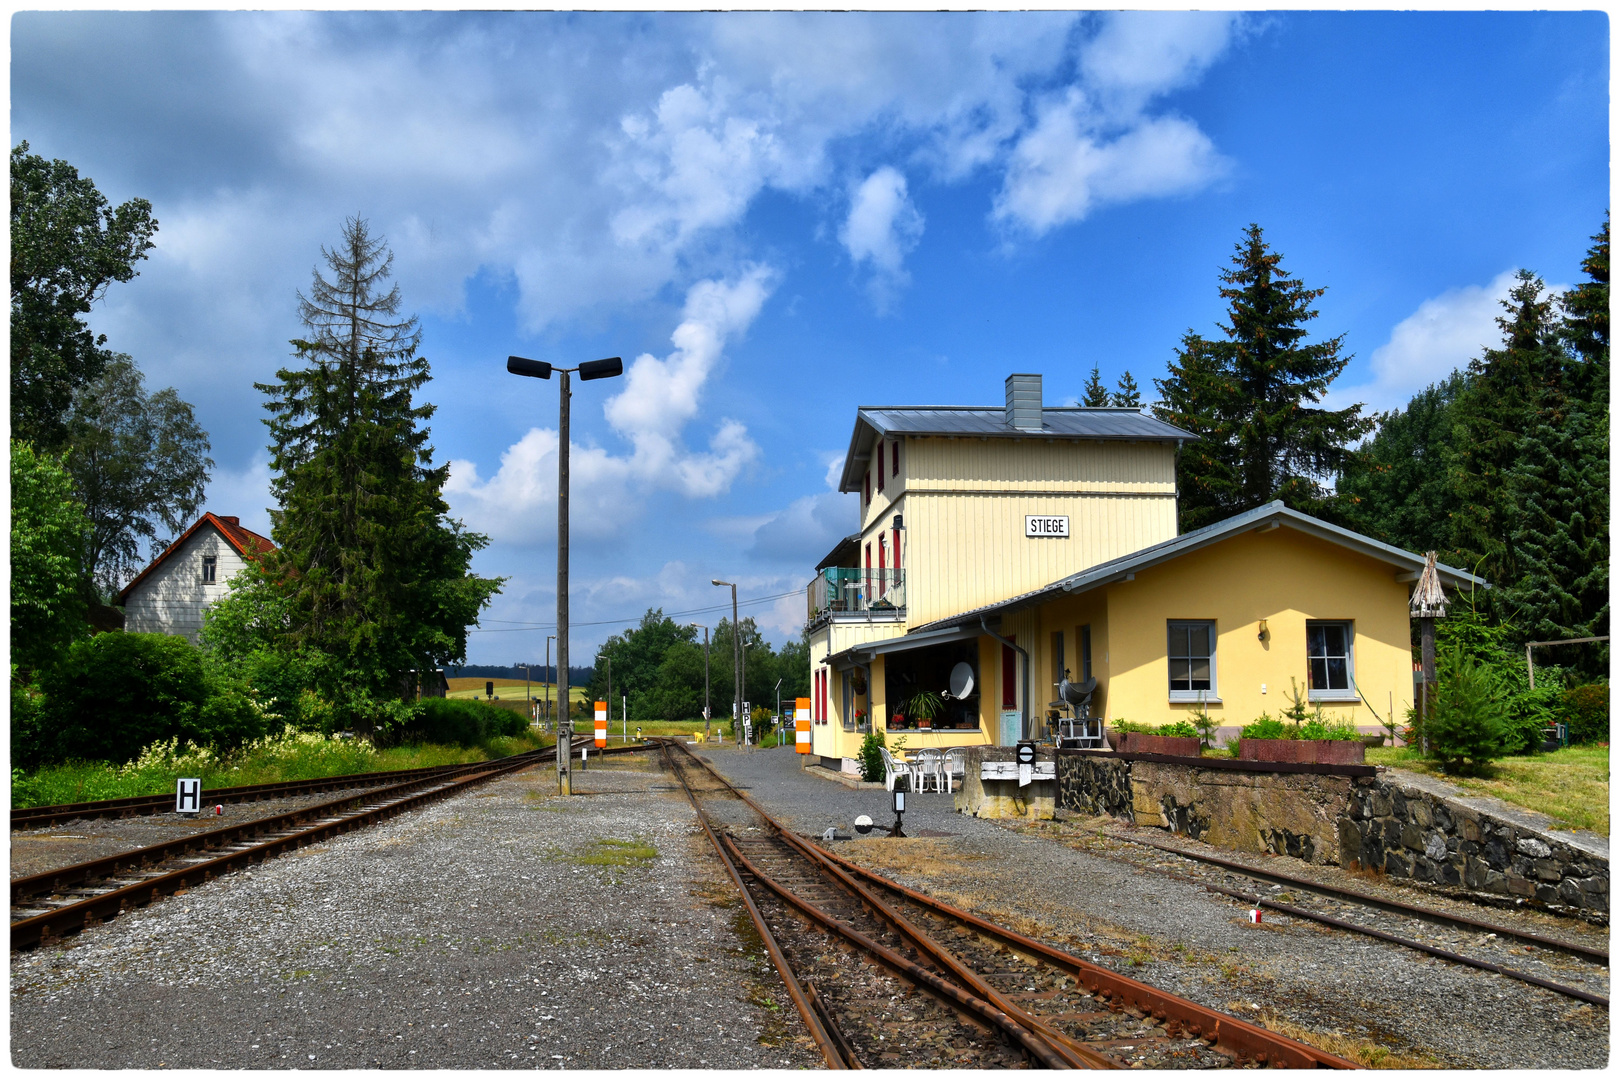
[
  {"left": 712, "top": 579, "right": 742, "bottom": 745},
  {"left": 509, "top": 354, "right": 624, "bottom": 793},
  {"left": 690, "top": 624, "right": 710, "bottom": 741}
]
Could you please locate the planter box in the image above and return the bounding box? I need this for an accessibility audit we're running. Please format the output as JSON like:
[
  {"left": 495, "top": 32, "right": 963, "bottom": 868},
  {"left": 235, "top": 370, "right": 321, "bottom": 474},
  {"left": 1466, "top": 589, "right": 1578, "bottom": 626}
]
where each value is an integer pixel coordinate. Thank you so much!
[
  {"left": 1117, "top": 732, "right": 1202, "bottom": 757},
  {"left": 1238, "top": 738, "right": 1366, "bottom": 765}
]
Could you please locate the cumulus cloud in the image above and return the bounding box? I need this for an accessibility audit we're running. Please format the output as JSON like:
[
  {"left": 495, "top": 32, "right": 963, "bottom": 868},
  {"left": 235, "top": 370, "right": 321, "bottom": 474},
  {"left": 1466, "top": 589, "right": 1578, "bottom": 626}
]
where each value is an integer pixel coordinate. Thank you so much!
[
  {"left": 445, "top": 268, "right": 772, "bottom": 543},
  {"left": 1328, "top": 270, "right": 1566, "bottom": 414},
  {"left": 840, "top": 166, "right": 925, "bottom": 310}
]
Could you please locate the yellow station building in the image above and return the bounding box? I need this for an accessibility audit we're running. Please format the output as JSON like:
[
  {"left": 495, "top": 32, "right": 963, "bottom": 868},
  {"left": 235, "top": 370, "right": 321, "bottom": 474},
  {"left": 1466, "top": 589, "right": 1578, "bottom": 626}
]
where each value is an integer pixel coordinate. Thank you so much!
[{"left": 804, "top": 373, "right": 1484, "bottom": 772}]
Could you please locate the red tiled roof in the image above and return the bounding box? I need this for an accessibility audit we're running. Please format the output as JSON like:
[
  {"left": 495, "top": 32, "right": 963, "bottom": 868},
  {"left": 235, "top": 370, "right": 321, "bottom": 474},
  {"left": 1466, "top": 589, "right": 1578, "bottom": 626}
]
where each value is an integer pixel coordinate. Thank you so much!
[{"left": 116, "top": 513, "right": 277, "bottom": 605}]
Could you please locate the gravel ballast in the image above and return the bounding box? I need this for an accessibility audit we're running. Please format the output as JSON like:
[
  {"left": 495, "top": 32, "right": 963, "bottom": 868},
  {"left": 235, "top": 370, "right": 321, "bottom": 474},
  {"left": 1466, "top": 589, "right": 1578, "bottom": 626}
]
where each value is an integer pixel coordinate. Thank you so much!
[
  {"left": 10, "top": 751, "right": 821, "bottom": 1070},
  {"left": 702, "top": 742, "right": 1609, "bottom": 1070}
]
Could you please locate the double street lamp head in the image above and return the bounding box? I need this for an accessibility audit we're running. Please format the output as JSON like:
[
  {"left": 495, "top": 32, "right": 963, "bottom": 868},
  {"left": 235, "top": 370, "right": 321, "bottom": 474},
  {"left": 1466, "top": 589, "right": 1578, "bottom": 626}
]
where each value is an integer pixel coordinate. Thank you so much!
[{"left": 506, "top": 355, "right": 623, "bottom": 381}]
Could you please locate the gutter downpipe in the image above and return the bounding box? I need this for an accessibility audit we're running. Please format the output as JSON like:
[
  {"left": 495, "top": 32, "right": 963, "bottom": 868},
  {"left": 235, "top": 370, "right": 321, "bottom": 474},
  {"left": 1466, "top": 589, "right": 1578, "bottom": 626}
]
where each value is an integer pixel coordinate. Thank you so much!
[{"left": 980, "top": 615, "right": 1030, "bottom": 741}]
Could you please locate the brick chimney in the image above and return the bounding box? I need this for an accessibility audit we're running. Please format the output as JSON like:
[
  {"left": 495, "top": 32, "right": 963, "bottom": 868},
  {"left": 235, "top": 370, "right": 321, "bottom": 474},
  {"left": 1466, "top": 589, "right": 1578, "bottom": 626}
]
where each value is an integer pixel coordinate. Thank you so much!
[
  {"left": 221, "top": 516, "right": 239, "bottom": 526},
  {"left": 1004, "top": 373, "right": 1043, "bottom": 431}
]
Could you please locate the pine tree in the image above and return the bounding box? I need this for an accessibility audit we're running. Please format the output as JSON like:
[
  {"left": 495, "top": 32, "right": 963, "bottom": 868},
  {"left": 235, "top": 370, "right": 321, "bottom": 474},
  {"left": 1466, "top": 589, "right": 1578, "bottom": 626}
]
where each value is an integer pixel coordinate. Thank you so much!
[
  {"left": 1154, "top": 224, "right": 1370, "bottom": 530},
  {"left": 1339, "top": 372, "right": 1466, "bottom": 556},
  {"left": 255, "top": 217, "right": 502, "bottom": 728},
  {"left": 1081, "top": 366, "right": 1110, "bottom": 407},
  {"left": 1111, "top": 371, "right": 1142, "bottom": 408},
  {"left": 1561, "top": 214, "right": 1609, "bottom": 372},
  {"left": 1448, "top": 271, "right": 1567, "bottom": 597}
]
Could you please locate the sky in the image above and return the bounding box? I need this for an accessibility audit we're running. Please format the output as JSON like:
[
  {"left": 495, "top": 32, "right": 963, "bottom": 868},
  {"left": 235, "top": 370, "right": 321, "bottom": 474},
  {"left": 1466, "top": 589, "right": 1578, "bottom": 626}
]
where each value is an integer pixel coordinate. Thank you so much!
[{"left": 10, "top": 9, "right": 1609, "bottom": 664}]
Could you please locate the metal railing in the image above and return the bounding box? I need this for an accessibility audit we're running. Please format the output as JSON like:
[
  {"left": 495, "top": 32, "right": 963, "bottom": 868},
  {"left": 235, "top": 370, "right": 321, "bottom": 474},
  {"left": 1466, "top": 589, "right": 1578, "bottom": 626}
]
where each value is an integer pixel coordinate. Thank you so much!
[{"left": 806, "top": 567, "right": 905, "bottom": 622}]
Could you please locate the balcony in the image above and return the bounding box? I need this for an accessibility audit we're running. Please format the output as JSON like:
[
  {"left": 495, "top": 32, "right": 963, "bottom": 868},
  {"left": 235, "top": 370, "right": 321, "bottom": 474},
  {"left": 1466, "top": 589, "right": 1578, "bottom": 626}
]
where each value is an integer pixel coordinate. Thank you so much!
[{"left": 807, "top": 568, "right": 906, "bottom": 626}]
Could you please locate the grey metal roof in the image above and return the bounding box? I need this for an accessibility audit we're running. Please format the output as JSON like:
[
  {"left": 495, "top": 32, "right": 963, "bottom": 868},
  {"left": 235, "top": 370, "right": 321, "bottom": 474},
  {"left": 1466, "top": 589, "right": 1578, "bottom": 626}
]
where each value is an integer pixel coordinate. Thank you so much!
[
  {"left": 840, "top": 406, "right": 1193, "bottom": 491},
  {"left": 822, "top": 623, "right": 982, "bottom": 668},
  {"left": 909, "top": 501, "right": 1491, "bottom": 634},
  {"left": 814, "top": 533, "right": 860, "bottom": 572}
]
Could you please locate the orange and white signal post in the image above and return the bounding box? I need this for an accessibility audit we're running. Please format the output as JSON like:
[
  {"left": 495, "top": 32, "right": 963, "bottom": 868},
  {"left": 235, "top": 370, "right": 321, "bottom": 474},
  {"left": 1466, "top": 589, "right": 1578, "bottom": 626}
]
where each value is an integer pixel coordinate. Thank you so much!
[
  {"left": 795, "top": 697, "right": 812, "bottom": 754},
  {"left": 594, "top": 701, "right": 608, "bottom": 748}
]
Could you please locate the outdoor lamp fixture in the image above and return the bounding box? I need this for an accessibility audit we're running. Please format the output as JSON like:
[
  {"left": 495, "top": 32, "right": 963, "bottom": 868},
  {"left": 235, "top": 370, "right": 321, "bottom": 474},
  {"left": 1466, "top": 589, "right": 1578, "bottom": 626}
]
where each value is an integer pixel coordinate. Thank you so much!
[
  {"left": 890, "top": 787, "right": 907, "bottom": 838},
  {"left": 1257, "top": 619, "right": 1269, "bottom": 643},
  {"left": 712, "top": 578, "right": 744, "bottom": 745},
  {"left": 507, "top": 354, "right": 624, "bottom": 794}
]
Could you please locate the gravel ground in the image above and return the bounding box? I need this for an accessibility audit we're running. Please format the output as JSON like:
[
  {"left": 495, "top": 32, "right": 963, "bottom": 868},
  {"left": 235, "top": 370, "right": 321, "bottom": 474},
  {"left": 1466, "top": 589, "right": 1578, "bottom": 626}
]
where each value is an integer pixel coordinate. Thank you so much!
[
  {"left": 703, "top": 742, "right": 1611, "bottom": 1069},
  {"left": 11, "top": 751, "right": 822, "bottom": 1070},
  {"left": 10, "top": 788, "right": 407, "bottom": 880}
]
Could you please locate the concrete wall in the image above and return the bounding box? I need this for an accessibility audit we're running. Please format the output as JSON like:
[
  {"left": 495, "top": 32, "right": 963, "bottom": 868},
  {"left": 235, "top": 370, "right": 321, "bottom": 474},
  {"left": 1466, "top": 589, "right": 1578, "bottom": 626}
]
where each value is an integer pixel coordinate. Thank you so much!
[{"left": 122, "top": 525, "right": 251, "bottom": 642}]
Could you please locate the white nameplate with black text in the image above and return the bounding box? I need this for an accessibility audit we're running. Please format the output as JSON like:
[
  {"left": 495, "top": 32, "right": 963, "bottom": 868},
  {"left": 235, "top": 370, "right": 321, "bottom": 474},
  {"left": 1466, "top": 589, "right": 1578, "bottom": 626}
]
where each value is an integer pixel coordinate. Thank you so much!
[{"left": 1025, "top": 515, "right": 1069, "bottom": 539}]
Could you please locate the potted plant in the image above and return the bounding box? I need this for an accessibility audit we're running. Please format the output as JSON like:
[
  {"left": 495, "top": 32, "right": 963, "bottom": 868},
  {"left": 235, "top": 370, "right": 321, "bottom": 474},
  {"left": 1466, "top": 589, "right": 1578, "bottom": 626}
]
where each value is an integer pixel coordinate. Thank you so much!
[{"left": 907, "top": 690, "right": 944, "bottom": 731}]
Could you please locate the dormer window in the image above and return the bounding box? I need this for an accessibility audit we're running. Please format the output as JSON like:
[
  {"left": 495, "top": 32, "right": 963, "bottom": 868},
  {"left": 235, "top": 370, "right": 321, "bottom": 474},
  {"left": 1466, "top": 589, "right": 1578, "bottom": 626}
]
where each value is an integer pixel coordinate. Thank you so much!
[{"left": 202, "top": 555, "right": 217, "bottom": 585}]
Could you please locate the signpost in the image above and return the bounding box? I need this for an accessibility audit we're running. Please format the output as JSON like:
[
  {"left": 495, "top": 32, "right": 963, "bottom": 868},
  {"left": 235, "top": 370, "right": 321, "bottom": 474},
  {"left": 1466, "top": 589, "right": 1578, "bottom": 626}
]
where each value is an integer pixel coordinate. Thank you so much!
[{"left": 175, "top": 778, "right": 201, "bottom": 815}]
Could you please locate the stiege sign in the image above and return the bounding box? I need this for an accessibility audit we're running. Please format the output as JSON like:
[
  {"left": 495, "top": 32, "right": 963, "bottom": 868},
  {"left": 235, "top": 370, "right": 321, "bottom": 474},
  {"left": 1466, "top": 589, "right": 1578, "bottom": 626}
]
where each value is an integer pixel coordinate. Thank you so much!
[{"left": 1025, "top": 515, "right": 1069, "bottom": 538}]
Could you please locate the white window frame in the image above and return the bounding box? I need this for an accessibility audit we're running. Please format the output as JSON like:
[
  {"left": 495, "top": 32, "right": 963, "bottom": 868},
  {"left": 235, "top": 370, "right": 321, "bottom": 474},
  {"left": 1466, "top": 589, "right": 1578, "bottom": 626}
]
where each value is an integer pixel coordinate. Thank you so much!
[
  {"left": 1167, "top": 620, "right": 1219, "bottom": 703},
  {"left": 1307, "top": 620, "right": 1360, "bottom": 702},
  {"left": 201, "top": 555, "right": 217, "bottom": 585}
]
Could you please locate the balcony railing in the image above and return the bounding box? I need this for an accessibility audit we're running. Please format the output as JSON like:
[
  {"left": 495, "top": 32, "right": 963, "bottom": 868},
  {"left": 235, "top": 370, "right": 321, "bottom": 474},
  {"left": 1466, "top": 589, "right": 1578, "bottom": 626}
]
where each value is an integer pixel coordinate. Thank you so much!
[{"left": 807, "top": 568, "right": 906, "bottom": 623}]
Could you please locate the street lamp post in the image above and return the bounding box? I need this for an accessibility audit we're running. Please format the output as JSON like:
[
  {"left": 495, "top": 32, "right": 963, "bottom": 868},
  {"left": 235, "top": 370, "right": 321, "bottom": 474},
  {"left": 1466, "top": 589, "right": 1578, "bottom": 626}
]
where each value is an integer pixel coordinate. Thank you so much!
[
  {"left": 509, "top": 354, "right": 624, "bottom": 794},
  {"left": 712, "top": 579, "right": 742, "bottom": 745}
]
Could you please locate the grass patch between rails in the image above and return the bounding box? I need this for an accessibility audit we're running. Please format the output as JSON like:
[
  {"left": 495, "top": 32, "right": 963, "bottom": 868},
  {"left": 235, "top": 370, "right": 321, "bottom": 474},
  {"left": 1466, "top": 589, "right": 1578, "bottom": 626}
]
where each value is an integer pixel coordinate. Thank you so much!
[
  {"left": 571, "top": 837, "right": 658, "bottom": 867},
  {"left": 10, "top": 727, "right": 559, "bottom": 808},
  {"left": 1366, "top": 745, "right": 1609, "bottom": 835}
]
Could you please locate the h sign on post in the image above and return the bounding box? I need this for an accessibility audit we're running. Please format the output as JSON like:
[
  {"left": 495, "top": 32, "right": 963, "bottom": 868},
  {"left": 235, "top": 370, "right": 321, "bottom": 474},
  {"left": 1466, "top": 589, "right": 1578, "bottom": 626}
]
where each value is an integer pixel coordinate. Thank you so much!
[
  {"left": 794, "top": 697, "right": 812, "bottom": 754},
  {"left": 594, "top": 701, "right": 608, "bottom": 748},
  {"left": 176, "top": 778, "right": 202, "bottom": 814}
]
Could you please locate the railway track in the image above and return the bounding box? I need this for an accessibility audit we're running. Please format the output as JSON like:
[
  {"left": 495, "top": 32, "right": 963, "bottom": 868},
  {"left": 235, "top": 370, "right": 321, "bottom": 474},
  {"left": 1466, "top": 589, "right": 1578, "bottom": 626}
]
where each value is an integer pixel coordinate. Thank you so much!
[
  {"left": 11, "top": 739, "right": 650, "bottom": 951},
  {"left": 1066, "top": 827, "right": 1610, "bottom": 1009},
  {"left": 656, "top": 739, "right": 1358, "bottom": 1070}
]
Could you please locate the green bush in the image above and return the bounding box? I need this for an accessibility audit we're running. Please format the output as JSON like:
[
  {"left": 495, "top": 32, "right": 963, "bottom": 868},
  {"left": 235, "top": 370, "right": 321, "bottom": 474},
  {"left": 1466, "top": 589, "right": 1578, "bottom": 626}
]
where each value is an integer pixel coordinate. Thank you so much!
[
  {"left": 1156, "top": 720, "right": 1198, "bottom": 738},
  {"left": 394, "top": 697, "right": 526, "bottom": 748},
  {"left": 23, "top": 633, "right": 270, "bottom": 768},
  {"left": 1563, "top": 684, "right": 1610, "bottom": 745},
  {"left": 1296, "top": 716, "right": 1363, "bottom": 741},
  {"left": 1241, "top": 715, "right": 1290, "bottom": 740},
  {"left": 1427, "top": 647, "right": 1509, "bottom": 773},
  {"left": 859, "top": 730, "right": 886, "bottom": 783}
]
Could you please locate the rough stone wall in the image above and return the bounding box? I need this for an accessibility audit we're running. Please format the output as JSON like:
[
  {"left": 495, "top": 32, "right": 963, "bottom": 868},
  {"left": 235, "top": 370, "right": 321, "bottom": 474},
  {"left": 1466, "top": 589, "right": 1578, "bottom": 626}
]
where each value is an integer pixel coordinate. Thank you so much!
[
  {"left": 1055, "top": 754, "right": 1133, "bottom": 821},
  {"left": 1339, "top": 775, "right": 1609, "bottom": 912},
  {"left": 1131, "top": 763, "right": 1352, "bottom": 865}
]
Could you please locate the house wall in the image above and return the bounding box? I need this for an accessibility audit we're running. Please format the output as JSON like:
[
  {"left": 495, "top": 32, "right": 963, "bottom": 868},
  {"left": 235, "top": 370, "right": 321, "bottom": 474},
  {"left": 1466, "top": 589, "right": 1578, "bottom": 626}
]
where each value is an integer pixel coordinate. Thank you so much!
[
  {"left": 1098, "top": 528, "right": 1412, "bottom": 730},
  {"left": 122, "top": 525, "right": 252, "bottom": 642}
]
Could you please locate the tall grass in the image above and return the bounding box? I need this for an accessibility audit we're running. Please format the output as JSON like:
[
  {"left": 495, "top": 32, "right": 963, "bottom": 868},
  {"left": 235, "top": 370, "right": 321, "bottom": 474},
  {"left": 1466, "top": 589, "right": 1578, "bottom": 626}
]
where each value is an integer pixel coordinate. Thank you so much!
[{"left": 10, "top": 726, "right": 557, "bottom": 809}]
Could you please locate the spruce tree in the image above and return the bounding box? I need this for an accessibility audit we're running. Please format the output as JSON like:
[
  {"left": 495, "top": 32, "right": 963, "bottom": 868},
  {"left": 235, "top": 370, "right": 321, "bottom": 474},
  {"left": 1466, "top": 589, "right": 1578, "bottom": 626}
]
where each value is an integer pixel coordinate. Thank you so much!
[
  {"left": 1081, "top": 366, "right": 1110, "bottom": 407},
  {"left": 1154, "top": 224, "right": 1370, "bottom": 530},
  {"left": 256, "top": 217, "right": 502, "bottom": 728},
  {"left": 1339, "top": 372, "right": 1466, "bottom": 556},
  {"left": 1111, "top": 370, "right": 1142, "bottom": 408}
]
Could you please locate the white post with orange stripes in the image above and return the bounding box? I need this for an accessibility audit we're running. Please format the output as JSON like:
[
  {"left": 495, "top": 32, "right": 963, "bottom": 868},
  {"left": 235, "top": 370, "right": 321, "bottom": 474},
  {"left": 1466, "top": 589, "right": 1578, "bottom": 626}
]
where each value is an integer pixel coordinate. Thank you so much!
[
  {"left": 594, "top": 701, "right": 608, "bottom": 748},
  {"left": 794, "top": 697, "right": 812, "bottom": 754}
]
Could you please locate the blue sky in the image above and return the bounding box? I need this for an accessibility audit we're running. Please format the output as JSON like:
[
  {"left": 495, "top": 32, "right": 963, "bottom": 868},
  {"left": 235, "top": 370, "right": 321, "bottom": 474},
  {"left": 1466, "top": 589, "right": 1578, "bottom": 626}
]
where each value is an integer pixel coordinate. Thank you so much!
[{"left": 11, "top": 10, "right": 1608, "bottom": 662}]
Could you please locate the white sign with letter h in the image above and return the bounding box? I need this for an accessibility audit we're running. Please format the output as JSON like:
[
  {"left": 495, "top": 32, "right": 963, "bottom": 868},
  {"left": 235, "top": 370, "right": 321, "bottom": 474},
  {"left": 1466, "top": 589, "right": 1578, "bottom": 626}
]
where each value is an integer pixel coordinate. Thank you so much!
[{"left": 176, "top": 778, "right": 202, "bottom": 814}]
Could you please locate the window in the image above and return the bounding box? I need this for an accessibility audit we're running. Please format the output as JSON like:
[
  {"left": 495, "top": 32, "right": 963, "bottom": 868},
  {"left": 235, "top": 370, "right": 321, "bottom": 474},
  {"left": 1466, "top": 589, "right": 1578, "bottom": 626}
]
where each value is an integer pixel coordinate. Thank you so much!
[
  {"left": 877, "top": 449, "right": 884, "bottom": 492},
  {"left": 891, "top": 440, "right": 899, "bottom": 480},
  {"left": 1001, "top": 638, "right": 1018, "bottom": 710},
  {"left": 842, "top": 670, "right": 855, "bottom": 731},
  {"left": 1167, "top": 621, "right": 1216, "bottom": 701},
  {"left": 877, "top": 536, "right": 887, "bottom": 596},
  {"left": 202, "top": 555, "right": 217, "bottom": 585},
  {"left": 1307, "top": 621, "right": 1357, "bottom": 699},
  {"left": 1050, "top": 631, "right": 1065, "bottom": 690},
  {"left": 864, "top": 469, "right": 871, "bottom": 505},
  {"left": 1079, "top": 624, "right": 1093, "bottom": 682}
]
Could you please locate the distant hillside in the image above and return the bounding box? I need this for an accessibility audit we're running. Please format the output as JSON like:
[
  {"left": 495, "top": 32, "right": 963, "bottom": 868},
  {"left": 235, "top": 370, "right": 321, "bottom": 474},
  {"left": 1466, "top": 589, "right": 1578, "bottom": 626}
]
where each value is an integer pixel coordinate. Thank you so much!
[{"left": 444, "top": 663, "right": 595, "bottom": 684}]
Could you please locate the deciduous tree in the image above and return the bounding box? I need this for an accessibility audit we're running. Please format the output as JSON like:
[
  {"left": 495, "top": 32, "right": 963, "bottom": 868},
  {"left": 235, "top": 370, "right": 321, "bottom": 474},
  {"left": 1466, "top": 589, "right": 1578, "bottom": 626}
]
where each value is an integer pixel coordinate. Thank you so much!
[
  {"left": 10, "top": 441, "right": 91, "bottom": 672},
  {"left": 10, "top": 142, "right": 157, "bottom": 451}
]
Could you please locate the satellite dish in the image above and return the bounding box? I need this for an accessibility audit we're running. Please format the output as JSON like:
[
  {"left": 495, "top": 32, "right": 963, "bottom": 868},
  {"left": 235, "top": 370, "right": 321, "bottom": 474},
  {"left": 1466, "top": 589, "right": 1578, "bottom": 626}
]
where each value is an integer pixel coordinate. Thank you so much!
[
  {"left": 948, "top": 662, "right": 975, "bottom": 699},
  {"left": 1059, "top": 676, "right": 1097, "bottom": 707}
]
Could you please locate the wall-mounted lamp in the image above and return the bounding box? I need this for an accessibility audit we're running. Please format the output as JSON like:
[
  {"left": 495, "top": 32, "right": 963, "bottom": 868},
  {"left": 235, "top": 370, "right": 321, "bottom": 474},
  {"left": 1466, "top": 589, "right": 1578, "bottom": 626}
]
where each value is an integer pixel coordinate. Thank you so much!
[
  {"left": 893, "top": 514, "right": 904, "bottom": 530},
  {"left": 1257, "top": 619, "right": 1269, "bottom": 642}
]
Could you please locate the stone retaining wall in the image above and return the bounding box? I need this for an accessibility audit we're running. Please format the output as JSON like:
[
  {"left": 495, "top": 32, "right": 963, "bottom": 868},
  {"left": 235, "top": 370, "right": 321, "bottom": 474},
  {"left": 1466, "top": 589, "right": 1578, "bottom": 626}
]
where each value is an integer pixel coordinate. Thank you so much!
[
  {"left": 1339, "top": 774, "right": 1609, "bottom": 912},
  {"left": 1051, "top": 753, "right": 1609, "bottom": 913}
]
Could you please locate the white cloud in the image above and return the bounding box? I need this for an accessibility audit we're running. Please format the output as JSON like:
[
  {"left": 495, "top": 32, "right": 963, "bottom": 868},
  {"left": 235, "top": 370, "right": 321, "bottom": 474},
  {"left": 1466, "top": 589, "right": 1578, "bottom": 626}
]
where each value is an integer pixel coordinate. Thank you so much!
[
  {"left": 445, "top": 268, "right": 772, "bottom": 543},
  {"left": 1079, "top": 11, "right": 1242, "bottom": 115},
  {"left": 201, "top": 453, "right": 274, "bottom": 540},
  {"left": 1329, "top": 270, "right": 1566, "bottom": 414},
  {"left": 841, "top": 166, "right": 925, "bottom": 310}
]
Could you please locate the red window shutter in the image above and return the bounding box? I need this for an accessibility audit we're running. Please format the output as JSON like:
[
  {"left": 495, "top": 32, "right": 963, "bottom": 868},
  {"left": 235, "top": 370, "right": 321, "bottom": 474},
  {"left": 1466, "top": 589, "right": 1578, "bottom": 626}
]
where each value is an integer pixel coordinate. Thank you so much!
[
  {"left": 1001, "top": 638, "right": 1017, "bottom": 710},
  {"left": 891, "top": 441, "right": 899, "bottom": 479},
  {"left": 864, "top": 470, "right": 870, "bottom": 505},
  {"left": 892, "top": 527, "right": 901, "bottom": 573}
]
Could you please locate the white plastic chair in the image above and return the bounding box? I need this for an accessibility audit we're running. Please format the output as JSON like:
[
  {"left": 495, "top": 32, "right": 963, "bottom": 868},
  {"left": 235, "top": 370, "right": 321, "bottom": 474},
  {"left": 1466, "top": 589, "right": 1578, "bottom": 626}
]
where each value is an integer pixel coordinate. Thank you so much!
[
  {"left": 914, "top": 748, "right": 944, "bottom": 793},
  {"left": 941, "top": 748, "right": 967, "bottom": 794},
  {"left": 879, "top": 746, "right": 916, "bottom": 792}
]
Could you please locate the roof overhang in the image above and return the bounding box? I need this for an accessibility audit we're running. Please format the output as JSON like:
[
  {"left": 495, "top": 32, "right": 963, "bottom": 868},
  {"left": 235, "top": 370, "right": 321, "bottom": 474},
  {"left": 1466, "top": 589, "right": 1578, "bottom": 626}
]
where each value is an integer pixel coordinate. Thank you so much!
[
  {"left": 823, "top": 623, "right": 984, "bottom": 669},
  {"left": 814, "top": 533, "right": 861, "bottom": 571}
]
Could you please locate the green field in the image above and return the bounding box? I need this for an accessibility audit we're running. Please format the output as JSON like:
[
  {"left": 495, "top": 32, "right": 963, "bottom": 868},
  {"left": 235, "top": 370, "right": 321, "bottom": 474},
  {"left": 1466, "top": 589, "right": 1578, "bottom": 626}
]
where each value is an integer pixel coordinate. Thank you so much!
[{"left": 1367, "top": 744, "right": 1610, "bottom": 835}]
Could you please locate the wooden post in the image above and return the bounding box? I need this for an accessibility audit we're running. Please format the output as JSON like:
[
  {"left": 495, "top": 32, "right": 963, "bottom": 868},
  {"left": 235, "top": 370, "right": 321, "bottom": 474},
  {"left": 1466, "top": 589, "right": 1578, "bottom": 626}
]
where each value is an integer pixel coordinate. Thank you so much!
[{"left": 1409, "top": 552, "right": 1448, "bottom": 757}]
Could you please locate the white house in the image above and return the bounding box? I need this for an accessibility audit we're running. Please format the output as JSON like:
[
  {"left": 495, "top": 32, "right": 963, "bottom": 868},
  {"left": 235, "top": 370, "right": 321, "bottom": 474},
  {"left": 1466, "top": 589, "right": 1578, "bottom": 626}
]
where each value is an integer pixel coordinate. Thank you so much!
[{"left": 118, "top": 513, "right": 275, "bottom": 642}]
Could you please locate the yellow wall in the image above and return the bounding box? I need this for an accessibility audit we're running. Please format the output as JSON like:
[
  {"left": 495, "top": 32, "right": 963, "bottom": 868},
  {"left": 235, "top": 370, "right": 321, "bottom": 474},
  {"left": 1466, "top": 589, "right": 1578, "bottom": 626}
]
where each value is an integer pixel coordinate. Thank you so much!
[{"left": 1083, "top": 528, "right": 1411, "bottom": 729}]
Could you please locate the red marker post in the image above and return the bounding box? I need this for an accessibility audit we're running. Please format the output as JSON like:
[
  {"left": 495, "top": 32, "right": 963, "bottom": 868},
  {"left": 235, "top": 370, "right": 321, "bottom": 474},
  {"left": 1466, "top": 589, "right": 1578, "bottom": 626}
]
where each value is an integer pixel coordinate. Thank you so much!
[
  {"left": 594, "top": 701, "right": 608, "bottom": 748},
  {"left": 794, "top": 697, "right": 812, "bottom": 755}
]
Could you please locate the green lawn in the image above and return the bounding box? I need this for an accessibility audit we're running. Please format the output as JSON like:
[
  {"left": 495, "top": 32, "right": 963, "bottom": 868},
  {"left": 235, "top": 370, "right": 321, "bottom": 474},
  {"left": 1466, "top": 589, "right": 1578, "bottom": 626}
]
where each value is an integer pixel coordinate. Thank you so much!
[{"left": 1365, "top": 744, "right": 1610, "bottom": 836}]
